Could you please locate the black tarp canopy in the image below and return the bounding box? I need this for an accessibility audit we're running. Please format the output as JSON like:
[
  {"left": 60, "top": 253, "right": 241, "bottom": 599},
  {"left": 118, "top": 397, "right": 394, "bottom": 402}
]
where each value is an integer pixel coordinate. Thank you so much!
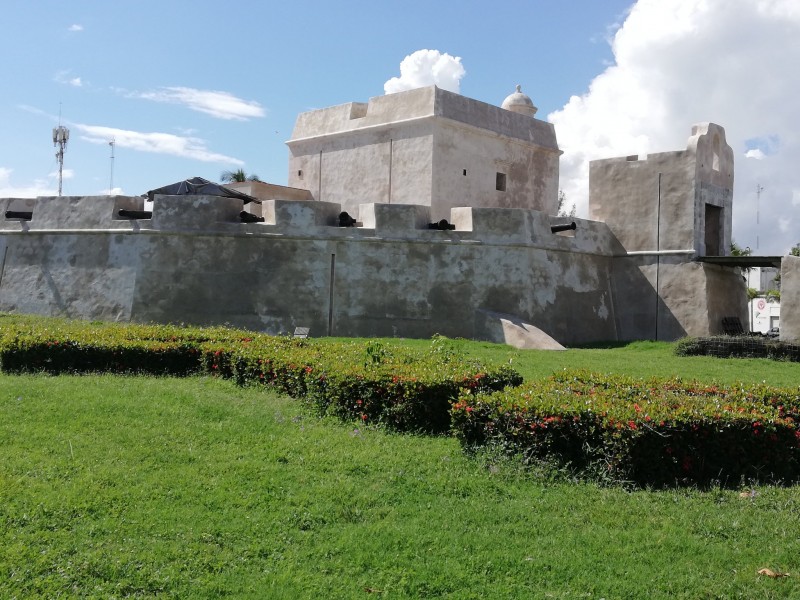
[{"left": 145, "top": 177, "right": 259, "bottom": 204}]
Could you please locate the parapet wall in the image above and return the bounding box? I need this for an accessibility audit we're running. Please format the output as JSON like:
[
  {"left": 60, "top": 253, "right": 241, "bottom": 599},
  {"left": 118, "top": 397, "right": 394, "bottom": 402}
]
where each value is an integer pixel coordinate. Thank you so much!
[
  {"left": 0, "top": 194, "right": 745, "bottom": 344},
  {"left": 0, "top": 194, "right": 622, "bottom": 344}
]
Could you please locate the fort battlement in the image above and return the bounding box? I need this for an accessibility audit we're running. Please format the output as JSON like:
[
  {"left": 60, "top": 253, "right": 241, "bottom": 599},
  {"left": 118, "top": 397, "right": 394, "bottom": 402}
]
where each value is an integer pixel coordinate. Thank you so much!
[{"left": 0, "top": 194, "right": 616, "bottom": 257}]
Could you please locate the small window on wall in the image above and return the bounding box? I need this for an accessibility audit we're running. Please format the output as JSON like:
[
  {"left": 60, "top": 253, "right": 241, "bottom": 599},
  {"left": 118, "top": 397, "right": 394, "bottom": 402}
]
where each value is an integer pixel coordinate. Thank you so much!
[
  {"left": 463, "top": 169, "right": 467, "bottom": 176},
  {"left": 496, "top": 172, "right": 506, "bottom": 192},
  {"left": 297, "top": 170, "right": 303, "bottom": 179}
]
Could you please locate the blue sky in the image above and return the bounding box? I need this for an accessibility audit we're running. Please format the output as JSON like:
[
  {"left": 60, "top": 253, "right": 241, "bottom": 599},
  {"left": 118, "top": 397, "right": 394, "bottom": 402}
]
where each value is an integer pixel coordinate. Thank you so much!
[{"left": 2, "top": 0, "right": 799, "bottom": 254}]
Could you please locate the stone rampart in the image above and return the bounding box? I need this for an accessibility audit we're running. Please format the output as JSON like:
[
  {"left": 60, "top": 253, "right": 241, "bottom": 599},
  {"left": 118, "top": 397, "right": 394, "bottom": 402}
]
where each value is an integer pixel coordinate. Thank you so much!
[{"left": 0, "top": 194, "right": 627, "bottom": 345}]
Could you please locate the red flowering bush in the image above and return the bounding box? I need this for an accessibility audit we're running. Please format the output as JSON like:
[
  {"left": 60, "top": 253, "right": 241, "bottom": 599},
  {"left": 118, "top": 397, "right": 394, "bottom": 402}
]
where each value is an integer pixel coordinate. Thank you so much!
[
  {"left": 0, "top": 319, "right": 521, "bottom": 434},
  {"left": 451, "top": 370, "right": 800, "bottom": 487}
]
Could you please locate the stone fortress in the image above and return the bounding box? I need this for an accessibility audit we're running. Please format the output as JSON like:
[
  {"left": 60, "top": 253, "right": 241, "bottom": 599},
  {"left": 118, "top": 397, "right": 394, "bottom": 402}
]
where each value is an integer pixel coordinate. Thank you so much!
[{"left": 3, "top": 84, "right": 796, "bottom": 347}]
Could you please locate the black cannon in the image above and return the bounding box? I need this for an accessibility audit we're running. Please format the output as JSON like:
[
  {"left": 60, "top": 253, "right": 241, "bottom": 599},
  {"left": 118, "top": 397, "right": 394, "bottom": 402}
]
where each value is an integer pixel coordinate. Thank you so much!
[
  {"left": 4, "top": 211, "right": 32, "bottom": 220},
  {"left": 240, "top": 211, "right": 265, "bottom": 224},
  {"left": 428, "top": 219, "right": 456, "bottom": 231},
  {"left": 550, "top": 221, "right": 577, "bottom": 233},
  {"left": 118, "top": 209, "right": 153, "bottom": 219},
  {"left": 338, "top": 211, "right": 357, "bottom": 227}
]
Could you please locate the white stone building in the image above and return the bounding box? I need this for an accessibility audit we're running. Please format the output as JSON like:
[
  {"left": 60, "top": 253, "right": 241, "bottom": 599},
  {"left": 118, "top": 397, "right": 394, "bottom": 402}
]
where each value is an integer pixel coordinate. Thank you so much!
[{"left": 286, "top": 85, "right": 561, "bottom": 222}]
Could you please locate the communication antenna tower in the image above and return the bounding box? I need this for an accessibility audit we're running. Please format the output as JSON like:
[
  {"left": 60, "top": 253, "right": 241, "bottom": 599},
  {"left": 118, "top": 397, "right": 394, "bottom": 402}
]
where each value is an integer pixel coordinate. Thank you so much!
[
  {"left": 756, "top": 183, "right": 764, "bottom": 250},
  {"left": 109, "top": 138, "right": 115, "bottom": 193},
  {"left": 52, "top": 113, "right": 70, "bottom": 197}
]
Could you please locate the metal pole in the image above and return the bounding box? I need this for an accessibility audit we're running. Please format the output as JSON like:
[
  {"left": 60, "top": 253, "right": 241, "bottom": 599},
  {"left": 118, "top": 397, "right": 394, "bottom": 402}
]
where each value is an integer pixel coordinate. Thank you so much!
[{"left": 654, "top": 172, "right": 662, "bottom": 340}]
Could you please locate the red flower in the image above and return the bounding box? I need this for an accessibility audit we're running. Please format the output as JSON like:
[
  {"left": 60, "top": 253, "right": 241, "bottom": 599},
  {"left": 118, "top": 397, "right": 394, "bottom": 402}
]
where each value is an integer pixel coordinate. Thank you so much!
[
  {"left": 628, "top": 421, "right": 637, "bottom": 430},
  {"left": 361, "top": 414, "right": 368, "bottom": 421},
  {"left": 465, "top": 406, "right": 473, "bottom": 413}
]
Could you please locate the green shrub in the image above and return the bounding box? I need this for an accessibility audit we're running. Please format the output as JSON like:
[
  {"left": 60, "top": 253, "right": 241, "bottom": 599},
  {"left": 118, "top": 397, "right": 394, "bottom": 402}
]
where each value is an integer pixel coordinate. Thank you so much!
[
  {"left": 675, "top": 335, "right": 800, "bottom": 361},
  {"left": 452, "top": 370, "right": 800, "bottom": 487},
  {"left": 0, "top": 319, "right": 522, "bottom": 434}
]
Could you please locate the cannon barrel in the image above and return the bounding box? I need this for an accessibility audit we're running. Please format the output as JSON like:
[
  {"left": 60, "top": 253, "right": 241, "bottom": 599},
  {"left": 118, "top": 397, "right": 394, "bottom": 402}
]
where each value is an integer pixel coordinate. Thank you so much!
[
  {"left": 240, "top": 211, "right": 265, "bottom": 224},
  {"left": 428, "top": 219, "right": 455, "bottom": 231},
  {"left": 550, "top": 221, "right": 577, "bottom": 233},
  {"left": 338, "top": 211, "right": 357, "bottom": 227},
  {"left": 118, "top": 209, "right": 153, "bottom": 219},
  {"left": 5, "top": 211, "right": 32, "bottom": 220}
]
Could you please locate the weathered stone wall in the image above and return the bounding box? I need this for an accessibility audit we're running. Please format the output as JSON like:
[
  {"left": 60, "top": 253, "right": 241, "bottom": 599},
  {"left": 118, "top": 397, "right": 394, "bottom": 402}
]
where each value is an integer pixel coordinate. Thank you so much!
[
  {"left": 0, "top": 194, "right": 615, "bottom": 344},
  {"left": 779, "top": 255, "right": 800, "bottom": 342},
  {"left": 286, "top": 86, "right": 560, "bottom": 223},
  {"left": 0, "top": 193, "right": 745, "bottom": 344},
  {"left": 590, "top": 123, "right": 733, "bottom": 256},
  {"left": 589, "top": 123, "right": 745, "bottom": 339}
]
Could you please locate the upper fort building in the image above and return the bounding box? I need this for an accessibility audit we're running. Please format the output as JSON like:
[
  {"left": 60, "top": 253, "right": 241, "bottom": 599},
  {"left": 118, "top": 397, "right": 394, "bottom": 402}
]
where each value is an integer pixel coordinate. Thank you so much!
[{"left": 286, "top": 85, "right": 561, "bottom": 221}]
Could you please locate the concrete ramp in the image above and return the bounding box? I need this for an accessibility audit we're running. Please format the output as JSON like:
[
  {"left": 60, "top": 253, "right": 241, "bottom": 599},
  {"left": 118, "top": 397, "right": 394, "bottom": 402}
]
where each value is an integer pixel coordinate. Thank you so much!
[{"left": 475, "top": 310, "right": 565, "bottom": 350}]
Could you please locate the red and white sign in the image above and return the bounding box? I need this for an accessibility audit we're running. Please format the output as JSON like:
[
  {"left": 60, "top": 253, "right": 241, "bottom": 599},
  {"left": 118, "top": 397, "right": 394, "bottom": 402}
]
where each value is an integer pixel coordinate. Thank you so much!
[{"left": 757, "top": 299, "right": 766, "bottom": 310}]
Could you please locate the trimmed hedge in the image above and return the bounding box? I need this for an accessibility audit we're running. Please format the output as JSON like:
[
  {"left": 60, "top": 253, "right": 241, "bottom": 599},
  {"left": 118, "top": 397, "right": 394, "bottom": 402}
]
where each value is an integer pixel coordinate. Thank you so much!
[
  {"left": 0, "top": 318, "right": 521, "bottom": 434},
  {"left": 452, "top": 370, "right": 800, "bottom": 487},
  {"left": 675, "top": 335, "right": 800, "bottom": 361}
]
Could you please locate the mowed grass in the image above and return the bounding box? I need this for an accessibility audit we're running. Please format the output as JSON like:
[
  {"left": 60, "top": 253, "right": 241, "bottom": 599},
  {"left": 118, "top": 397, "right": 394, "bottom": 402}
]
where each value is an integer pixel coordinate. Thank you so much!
[
  {"left": 348, "top": 337, "right": 800, "bottom": 387},
  {"left": 2, "top": 363, "right": 800, "bottom": 598}
]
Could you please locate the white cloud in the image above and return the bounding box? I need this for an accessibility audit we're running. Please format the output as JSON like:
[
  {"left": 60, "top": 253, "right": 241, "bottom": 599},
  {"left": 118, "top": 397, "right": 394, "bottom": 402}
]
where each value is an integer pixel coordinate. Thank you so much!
[
  {"left": 99, "top": 187, "right": 124, "bottom": 195},
  {"left": 74, "top": 123, "right": 244, "bottom": 165},
  {"left": 54, "top": 70, "right": 83, "bottom": 87},
  {"left": 549, "top": 0, "right": 800, "bottom": 255},
  {"left": 0, "top": 168, "right": 56, "bottom": 197},
  {"left": 68, "top": 24, "right": 83, "bottom": 32},
  {"left": 745, "top": 149, "right": 766, "bottom": 160},
  {"left": 48, "top": 169, "right": 74, "bottom": 180},
  {"left": 136, "top": 87, "right": 266, "bottom": 120},
  {"left": 384, "top": 50, "right": 466, "bottom": 94}
]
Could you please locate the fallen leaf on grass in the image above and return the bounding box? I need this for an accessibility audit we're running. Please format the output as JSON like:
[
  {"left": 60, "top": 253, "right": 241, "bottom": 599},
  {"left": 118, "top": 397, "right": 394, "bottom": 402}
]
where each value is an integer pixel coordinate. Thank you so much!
[
  {"left": 758, "top": 568, "right": 790, "bottom": 578},
  {"left": 739, "top": 490, "right": 757, "bottom": 499},
  {"left": 364, "top": 587, "right": 385, "bottom": 593}
]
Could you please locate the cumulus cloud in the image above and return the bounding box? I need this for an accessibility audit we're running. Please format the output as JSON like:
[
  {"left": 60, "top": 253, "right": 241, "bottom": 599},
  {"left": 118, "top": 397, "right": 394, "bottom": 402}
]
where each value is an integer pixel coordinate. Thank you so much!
[
  {"left": 0, "top": 168, "right": 56, "bottom": 197},
  {"left": 68, "top": 24, "right": 83, "bottom": 32},
  {"left": 384, "top": 50, "right": 465, "bottom": 94},
  {"left": 136, "top": 87, "right": 266, "bottom": 120},
  {"left": 49, "top": 169, "right": 74, "bottom": 180},
  {"left": 74, "top": 123, "right": 244, "bottom": 165},
  {"left": 745, "top": 149, "right": 766, "bottom": 160},
  {"left": 54, "top": 71, "right": 83, "bottom": 87},
  {"left": 549, "top": 0, "right": 800, "bottom": 255}
]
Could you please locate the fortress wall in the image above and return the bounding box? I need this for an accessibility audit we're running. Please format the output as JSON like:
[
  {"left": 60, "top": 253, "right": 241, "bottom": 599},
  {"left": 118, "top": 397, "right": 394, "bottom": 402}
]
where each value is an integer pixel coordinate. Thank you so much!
[
  {"left": 0, "top": 195, "right": 622, "bottom": 344},
  {"left": 610, "top": 254, "right": 747, "bottom": 341},
  {"left": 287, "top": 124, "right": 434, "bottom": 214},
  {"left": 432, "top": 120, "right": 559, "bottom": 219},
  {"left": 779, "top": 255, "right": 800, "bottom": 343}
]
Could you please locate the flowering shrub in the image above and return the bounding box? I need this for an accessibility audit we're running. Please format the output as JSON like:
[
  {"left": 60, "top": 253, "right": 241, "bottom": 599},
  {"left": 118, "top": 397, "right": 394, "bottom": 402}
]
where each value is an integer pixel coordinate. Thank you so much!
[
  {"left": 0, "top": 318, "right": 521, "bottom": 433},
  {"left": 451, "top": 370, "right": 800, "bottom": 487}
]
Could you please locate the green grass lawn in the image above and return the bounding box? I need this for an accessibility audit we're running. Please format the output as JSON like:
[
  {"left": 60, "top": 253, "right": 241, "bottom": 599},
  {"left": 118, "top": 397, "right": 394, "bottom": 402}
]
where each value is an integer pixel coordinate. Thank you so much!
[
  {"left": 2, "top": 365, "right": 799, "bottom": 598},
  {"left": 355, "top": 337, "right": 800, "bottom": 387}
]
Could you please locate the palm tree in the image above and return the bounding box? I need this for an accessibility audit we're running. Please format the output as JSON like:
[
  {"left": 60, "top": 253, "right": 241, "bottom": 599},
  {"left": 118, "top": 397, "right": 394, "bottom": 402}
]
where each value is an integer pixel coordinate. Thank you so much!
[{"left": 220, "top": 168, "right": 261, "bottom": 183}]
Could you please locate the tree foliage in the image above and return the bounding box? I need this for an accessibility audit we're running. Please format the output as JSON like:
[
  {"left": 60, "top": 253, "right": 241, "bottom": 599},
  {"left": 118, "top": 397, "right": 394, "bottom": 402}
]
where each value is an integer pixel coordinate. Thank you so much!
[
  {"left": 557, "top": 190, "right": 576, "bottom": 217},
  {"left": 730, "top": 240, "right": 751, "bottom": 256},
  {"left": 221, "top": 169, "right": 260, "bottom": 183}
]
